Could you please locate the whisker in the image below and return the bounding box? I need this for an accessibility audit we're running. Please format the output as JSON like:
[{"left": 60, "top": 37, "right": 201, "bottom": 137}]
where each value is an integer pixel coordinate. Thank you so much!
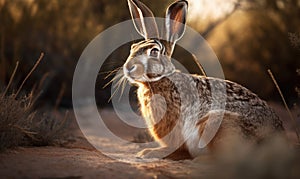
[
  {"left": 105, "top": 67, "right": 122, "bottom": 79},
  {"left": 119, "top": 77, "right": 128, "bottom": 100},
  {"left": 104, "top": 74, "right": 122, "bottom": 88},
  {"left": 108, "top": 86, "right": 120, "bottom": 102},
  {"left": 103, "top": 65, "right": 127, "bottom": 102},
  {"left": 98, "top": 66, "right": 122, "bottom": 79},
  {"left": 102, "top": 61, "right": 124, "bottom": 67},
  {"left": 98, "top": 68, "right": 117, "bottom": 75},
  {"left": 112, "top": 75, "right": 125, "bottom": 89},
  {"left": 103, "top": 72, "right": 123, "bottom": 89},
  {"left": 108, "top": 76, "right": 125, "bottom": 102}
]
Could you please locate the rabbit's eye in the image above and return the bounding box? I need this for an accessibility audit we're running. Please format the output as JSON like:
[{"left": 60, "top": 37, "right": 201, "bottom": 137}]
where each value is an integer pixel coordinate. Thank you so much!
[{"left": 148, "top": 48, "right": 160, "bottom": 58}]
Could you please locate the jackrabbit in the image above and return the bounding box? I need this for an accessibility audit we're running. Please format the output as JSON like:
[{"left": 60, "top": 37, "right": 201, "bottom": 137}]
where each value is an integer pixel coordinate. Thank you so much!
[{"left": 124, "top": 0, "right": 284, "bottom": 159}]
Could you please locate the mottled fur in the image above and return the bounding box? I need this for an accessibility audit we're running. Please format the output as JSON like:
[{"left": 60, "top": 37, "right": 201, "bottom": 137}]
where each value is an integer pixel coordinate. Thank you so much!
[
  {"left": 136, "top": 73, "right": 283, "bottom": 158},
  {"left": 124, "top": 0, "right": 284, "bottom": 159}
]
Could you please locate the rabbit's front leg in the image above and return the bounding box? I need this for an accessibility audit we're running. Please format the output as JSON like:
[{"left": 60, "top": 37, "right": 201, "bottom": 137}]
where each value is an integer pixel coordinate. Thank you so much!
[{"left": 137, "top": 147, "right": 173, "bottom": 159}]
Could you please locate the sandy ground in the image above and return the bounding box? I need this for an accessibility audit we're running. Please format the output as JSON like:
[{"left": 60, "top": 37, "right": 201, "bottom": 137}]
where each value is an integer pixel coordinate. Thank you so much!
[
  {"left": 0, "top": 108, "right": 212, "bottom": 178},
  {"left": 0, "top": 147, "right": 211, "bottom": 178},
  {"left": 0, "top": 103, "right": 299, "bottom": 178}
]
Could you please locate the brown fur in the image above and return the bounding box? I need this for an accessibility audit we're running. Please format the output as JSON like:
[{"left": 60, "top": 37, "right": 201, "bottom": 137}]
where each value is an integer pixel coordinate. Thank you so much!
[
  {"left": 138, "top": 78, "right": 182, "bottom": 146},
  {"left": 197, "top": 111, "right": 244, "bottom": 152},
  {"left": 125, "top": 0, "right": 284, "bottom": 159}
]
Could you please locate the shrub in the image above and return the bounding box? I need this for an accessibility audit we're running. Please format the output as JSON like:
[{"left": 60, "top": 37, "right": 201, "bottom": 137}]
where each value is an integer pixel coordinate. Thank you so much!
[{"left": 0, "top": 91, "right": 68, "bottom": 151}]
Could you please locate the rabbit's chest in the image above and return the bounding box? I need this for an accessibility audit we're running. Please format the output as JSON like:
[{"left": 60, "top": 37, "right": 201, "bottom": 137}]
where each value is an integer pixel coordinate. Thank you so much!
[
  {"left": 137, "top": 86, "right": 180, "bottom": 119},
  {"left": 137, "top": 85, "right": 182, "bottom": 139}
]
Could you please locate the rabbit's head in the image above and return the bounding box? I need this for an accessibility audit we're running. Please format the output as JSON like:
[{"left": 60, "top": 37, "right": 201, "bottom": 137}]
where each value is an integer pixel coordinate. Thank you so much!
[{"left": 124, "top": 0, "right": 188, "bottom": 84}]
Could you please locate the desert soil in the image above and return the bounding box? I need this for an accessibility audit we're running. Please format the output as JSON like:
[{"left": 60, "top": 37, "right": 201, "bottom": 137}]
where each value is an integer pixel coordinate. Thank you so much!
[
  {"left": 0, "top": 147, "right": 212, "bottom": 178},
  {"left": 0, "top": 103, "right": 299, "bottom": 178},
  {"left": 0, "top": 109, "right": 213, "bottom": 179}
]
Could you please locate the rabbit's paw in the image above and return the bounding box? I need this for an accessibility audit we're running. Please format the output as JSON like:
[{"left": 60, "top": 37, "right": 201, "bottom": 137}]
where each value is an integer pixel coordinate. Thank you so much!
[
  {"left": 137, "top": 147, "right": 171, "bottom": 159},
  {"left": 137, "top": 148, "right": 152, "bottom": 158}
]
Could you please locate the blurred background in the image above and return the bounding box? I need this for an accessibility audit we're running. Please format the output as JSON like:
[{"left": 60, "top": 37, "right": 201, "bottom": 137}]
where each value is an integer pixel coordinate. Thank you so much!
[{"left": 0, "top": 0, "right": 299, "bottom": 108}]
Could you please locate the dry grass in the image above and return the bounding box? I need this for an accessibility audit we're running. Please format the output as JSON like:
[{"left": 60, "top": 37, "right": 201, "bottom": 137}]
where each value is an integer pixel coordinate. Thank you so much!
[
  {"left": 0, "top": 93, "right": 31, "bottom": 150},
  {"left": 0, "top": 92, "right": 68, "bottom": 151},
  {"left": 268, "top": 69, "right": 300, "bottom": 142},
  {"left": 0, "top": 54, "right": 68, "bottom": 151},
  {"left": 25, "top": 110, "right": 68, "bottom": 147}
]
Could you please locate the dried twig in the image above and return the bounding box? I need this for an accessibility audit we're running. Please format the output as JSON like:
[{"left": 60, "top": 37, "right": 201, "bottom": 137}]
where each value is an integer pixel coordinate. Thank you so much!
[
  {"left": 28, "top": 72, "right": 52, "bottom": 108},
  {"left": 27, "top": 89, "right": 44, "bottom": 110},
  {"left": 202, "top": 0, "right": 241, "bottom": 38},
  {"left": 15, "top": 52, "right": 44, "bottom": 98},
  {"left": 1, "top": 61, "right": 19, "bottom": 99},
  {"left": 54, "top": 83, "right": 66, "bottom": 110},
  {"left": 13, "top": 125, "right": 38, "bottom": 141},
  {"left": 52, "top": 110, "right": 69, "bottom": 136},
  {"left": 268, "top": 69, "right": 300, "bottom": 142},
  {"left": 192, "top": 54, "right": 207, "bottom": 77},
  {"left": 37, "top": 72, "right": 51, "bottom": 91},
  {"left": 59, "top": 110, "right": 69, "bottom": 131}
]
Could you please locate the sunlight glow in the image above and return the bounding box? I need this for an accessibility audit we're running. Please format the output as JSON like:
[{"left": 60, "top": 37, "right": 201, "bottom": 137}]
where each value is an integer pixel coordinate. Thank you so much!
[{"left": 188, "top": 0, "right": 238, "bottom": 20}]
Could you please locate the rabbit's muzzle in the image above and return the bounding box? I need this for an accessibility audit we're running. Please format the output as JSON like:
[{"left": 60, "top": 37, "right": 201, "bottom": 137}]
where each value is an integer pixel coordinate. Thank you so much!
[
  {"left": 124, "top": 61, "right": 145, "bottom": 80},
  {"left": 123, "top": 53, "right": 165, "bottom": 83}
]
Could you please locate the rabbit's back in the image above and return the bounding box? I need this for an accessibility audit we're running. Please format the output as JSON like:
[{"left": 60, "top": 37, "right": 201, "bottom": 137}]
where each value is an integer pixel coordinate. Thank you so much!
[
  {"left": 194, "top": 74, "right": 283, "bottom": 131},
  {"left": 193, "top": 74, "right": 284, "bottom": 141},
  {"left": 138, "top": 72, "right": 283, "bottom": 148}
]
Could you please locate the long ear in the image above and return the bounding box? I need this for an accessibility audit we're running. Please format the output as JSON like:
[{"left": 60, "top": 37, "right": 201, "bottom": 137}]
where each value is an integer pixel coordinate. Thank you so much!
[
  {"left": 128, "top": 0, "right": 159, "bottom": 39},
  {"left": 165, "top": 0, "right": 188, "bottom": 43}
]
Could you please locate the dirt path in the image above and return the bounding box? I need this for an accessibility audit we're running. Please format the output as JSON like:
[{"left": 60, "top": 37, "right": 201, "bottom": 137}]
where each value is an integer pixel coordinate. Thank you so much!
[
  {"left": 1, "top": 106, "right": 299, "bottom": 178},
  {"left": 0, "top": 109, "right": 214, "bottom": 178},
  {"left": 0, "top": 146, "right": 212, "bottom": 178}
]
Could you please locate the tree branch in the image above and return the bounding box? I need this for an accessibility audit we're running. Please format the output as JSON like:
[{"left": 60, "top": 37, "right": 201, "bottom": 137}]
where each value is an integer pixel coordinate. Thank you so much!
[{"left": 202, "top": 0, "right": 242, "bottom": 38}]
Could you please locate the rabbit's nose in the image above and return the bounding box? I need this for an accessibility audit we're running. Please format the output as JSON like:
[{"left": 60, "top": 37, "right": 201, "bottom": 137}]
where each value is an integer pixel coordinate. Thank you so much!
[
  {"left": 125, "top": 63, "right": 144, "bottom": 79},
  {"left": 128, "top": 64, "right": 137, "bottom": 73}
]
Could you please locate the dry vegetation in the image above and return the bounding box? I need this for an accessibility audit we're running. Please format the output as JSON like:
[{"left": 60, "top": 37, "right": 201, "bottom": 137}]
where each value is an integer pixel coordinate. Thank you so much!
[
  {"left": 0, "top": 93, "right": 32, "bottom": 150},
  {"left": 0, "top": 93, "right": 67, "bottom": 150},
  {"left": 0, "top": 57, "right": 68, "bottom": 151}
]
